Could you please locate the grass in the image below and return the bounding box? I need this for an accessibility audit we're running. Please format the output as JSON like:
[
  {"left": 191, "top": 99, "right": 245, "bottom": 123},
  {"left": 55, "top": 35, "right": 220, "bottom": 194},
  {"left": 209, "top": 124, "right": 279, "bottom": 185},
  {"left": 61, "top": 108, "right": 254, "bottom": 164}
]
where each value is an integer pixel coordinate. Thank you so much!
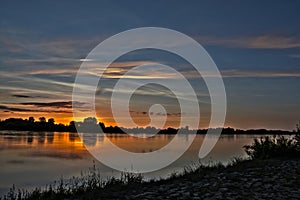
[
  {"left": 1, "top": 160, "right": 143, "bottom": 200},
  {"left": 1, "top": 158, "right": 247, "bottom": 200}
]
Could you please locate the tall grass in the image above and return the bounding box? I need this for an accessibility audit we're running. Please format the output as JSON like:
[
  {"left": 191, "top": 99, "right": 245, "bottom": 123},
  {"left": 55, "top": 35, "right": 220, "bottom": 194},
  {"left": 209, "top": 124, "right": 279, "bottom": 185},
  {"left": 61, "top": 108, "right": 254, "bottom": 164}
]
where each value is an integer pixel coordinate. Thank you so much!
[
  {"left": 1, "top": 158, "right": 247, "bottom": 200},
  {"left": 0, "top": 162, "right": 143, "bottom": 200}
]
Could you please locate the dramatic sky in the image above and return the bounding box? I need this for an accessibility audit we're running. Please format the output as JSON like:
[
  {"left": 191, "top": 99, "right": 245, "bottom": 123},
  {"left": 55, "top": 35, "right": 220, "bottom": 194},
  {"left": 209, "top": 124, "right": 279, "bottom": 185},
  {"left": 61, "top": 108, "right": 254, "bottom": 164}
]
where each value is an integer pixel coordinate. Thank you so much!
[{"left": 0, "top": 1, "right": 299, "bottom": 130}]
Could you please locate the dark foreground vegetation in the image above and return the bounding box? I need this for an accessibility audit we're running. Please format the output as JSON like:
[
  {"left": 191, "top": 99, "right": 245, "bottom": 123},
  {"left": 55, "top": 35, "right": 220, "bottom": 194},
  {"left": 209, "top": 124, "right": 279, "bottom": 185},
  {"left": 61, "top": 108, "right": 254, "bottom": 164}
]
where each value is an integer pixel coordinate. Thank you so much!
[
  {"left": 244, "top": 134, "right": 300, "bottom": 159},
  {"left": 0, "top": 117, "right": 295, "bottom": 135},
  {"left": 2, "top": 130, "right": 300, "bottom": 200}
]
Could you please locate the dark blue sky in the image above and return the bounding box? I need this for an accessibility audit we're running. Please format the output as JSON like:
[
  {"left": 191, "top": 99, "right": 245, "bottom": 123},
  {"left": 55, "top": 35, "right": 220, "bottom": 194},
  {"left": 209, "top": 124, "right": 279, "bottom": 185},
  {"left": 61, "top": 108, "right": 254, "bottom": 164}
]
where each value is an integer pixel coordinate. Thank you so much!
[{"left": 0, "top": 1, "right": 299, "bottom": 130}]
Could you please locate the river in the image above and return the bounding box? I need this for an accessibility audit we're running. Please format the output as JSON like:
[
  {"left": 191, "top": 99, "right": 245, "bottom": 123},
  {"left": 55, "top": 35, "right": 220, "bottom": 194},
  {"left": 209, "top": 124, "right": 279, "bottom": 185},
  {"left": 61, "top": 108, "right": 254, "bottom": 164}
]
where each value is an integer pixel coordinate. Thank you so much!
[{"left": 0, "top": 131, "right": 262, "bottom": 196}]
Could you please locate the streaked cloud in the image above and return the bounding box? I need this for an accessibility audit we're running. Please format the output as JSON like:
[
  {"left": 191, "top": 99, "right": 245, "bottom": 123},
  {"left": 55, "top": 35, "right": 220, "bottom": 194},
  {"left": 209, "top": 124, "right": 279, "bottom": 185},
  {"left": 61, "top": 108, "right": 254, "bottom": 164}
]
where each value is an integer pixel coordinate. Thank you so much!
[
  {"left": 198, "top": 35, "right": 300, "bottom": 49},
  {"left": 0, "top": 105, "right": 72, "bottom": 113},
  {"left": 0, "top": 100, "right": 87, "bottom": 116},
  {"left": 221, "top": 69, "right": 300, "bottom": 78},
  {"left": 19, "top": 101, "right": 74, "bottom": 108},
  {"left": 129, "top": 110, "right": 181, "bottom": 117},
  {"left": 12, "top": 94, "right": 31, "bottom": 98},
  {"left": 101, "top": 67, "right": 300, "bottom": 79},
  {"left": 0, "top": 105, "right": 33, "bottom": 112}
]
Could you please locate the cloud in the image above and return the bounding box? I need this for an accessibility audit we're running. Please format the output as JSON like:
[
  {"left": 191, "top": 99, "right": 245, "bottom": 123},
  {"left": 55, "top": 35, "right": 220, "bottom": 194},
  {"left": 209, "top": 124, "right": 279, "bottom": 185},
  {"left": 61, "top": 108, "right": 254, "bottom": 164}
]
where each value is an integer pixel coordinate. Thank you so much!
[
  {"left": 221, "top": 69, "right": 300, "bottom": 78},
  {"left": 27, "top": 69, "right": 79, "bottom": 75},
  {"left": 130, "top": 110, "right": 181, "bottom": 117},
  {"left": 0, "top": 105, "right": 33, "bottom": 112},
  {"left": 0, "top": 100, "right": 86, "bottom": 113},
  {"left": 0, "top": 105, "right": 72, "bottom": 113},
  {"left": 0, "top": 71, "right": 77, "bottom": 96},
  {"left": 0, "top": 30, "right": 107, "bottom": 61},
  {"left": 0, "top": 85, "right": 71, "bottom": 99},
  {"left": 198, "top": 35, "right": 300, "bottom": 49},
  {"left": 12, "top": 94, "right": 31, "bottom": 98},
  {"left": 77, "top": 61, "right": 157, "bottom": 78},
  {"left": 100, "top": 67, "right": 300, "bottom": 79},
  {"left": 19, "top": 101, "right": 85, "bottom": 108}
]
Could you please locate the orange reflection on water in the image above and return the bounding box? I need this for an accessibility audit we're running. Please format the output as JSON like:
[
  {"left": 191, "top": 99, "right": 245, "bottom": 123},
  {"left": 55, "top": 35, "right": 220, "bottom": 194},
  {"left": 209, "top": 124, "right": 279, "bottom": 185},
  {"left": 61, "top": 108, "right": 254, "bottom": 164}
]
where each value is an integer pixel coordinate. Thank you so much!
[{"left": 0, "top": 132, "right": 89, "bottom": 159}]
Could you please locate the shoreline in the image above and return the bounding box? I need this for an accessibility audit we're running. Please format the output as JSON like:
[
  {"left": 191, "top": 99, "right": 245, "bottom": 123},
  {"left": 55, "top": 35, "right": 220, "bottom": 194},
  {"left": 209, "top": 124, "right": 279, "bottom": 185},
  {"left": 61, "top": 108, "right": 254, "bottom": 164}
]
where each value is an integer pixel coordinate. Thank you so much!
[
  {"left": 2, "top": 158, "right": 300, "bottom": 200},
  {"left": 66, "top": 159, "right": 300, "bottom": 199},
  {"left": 0, "top": 129, "right": 295, "bottom": 135}
]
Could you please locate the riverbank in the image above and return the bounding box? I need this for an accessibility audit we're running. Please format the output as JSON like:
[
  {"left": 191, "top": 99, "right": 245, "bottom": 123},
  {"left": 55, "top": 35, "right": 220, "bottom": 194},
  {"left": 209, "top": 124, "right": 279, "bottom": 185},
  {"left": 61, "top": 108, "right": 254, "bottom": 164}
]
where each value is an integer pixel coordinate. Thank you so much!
[
  {"left": 4, "top": 158, "right": 299, "bottom": 200},
  {"left": 73, "top": 159, "right": 300, "bottom": 199}
]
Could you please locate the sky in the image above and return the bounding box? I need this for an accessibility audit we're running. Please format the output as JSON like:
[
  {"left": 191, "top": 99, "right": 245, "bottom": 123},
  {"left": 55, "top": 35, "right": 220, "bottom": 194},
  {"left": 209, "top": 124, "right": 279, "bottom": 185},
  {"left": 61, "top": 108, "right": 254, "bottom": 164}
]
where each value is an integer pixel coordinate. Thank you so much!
[{"left": 0, "top": 0, "right": 299, "bottom": 130}]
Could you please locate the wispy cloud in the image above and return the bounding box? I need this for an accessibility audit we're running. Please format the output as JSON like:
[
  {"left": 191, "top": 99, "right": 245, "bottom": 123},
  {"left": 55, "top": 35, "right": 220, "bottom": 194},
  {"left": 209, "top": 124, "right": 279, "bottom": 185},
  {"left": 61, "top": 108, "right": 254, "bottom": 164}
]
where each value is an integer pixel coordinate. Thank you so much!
[
  {"left": 0, "top": 31, "right": 98, "bottom": 57},
  {"left": 20, "top": 101, "right": 73, "bottom": 108},
  {"left": 99, "top": 67, "right": 300, "bottom": 79},
  {"left": 129, "top": 110, "right": 181, "bottom": 117},
  {"left": 198, "top": 35, "right": 300, "bottom": 49},
  {"left": 12, "top": 94, "right": 31, "bottom": 98},
  {"left": 221, "top": 69, "right": 300, "bottom": 78},
  {"left": 0, "top": 85, "right": 70, "bottom": 99},
  {"left": 0, "top": 105, "right": 72, "bottom": 113},
  {"left": 0, "top": 105, "right": 33, "bottom": 112},
  {"left": 19, "top": 101, "right": 85, "bottom": 108},
  {"left": 0, "top": 100, "right": 87, "bottom": 115}
]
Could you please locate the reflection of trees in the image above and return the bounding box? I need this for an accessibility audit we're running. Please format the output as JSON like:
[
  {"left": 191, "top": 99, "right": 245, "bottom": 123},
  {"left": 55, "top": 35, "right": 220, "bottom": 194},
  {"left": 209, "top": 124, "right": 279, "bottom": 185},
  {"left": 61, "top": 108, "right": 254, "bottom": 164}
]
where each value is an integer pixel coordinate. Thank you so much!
[
  {"left": 97, "top": 135, "right": 104, "bottom": 143},
  {"left": 82, "top": 133, "right": 97, "bottom": 146},
  {"left": 27, "top": 134, "right": 33, "bottom": 144},
  {"left": 47, "top": 132, "right": 54, "bottom": 144},
  {"left": 69, "top": 132, "right": 79, "bottom": 142},
  {"left": 38, "top": 132, "right": 45, "bottom": 144}
]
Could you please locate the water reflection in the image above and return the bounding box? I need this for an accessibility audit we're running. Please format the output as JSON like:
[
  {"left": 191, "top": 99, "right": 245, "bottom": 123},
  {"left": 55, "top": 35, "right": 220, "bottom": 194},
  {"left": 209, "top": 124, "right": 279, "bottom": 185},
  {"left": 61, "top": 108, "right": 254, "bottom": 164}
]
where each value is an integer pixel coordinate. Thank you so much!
[
  {"left": 27, "top": 134, "right": 33, "bottom": 144},
  {"left": 0, "top": 131, "right": 261, "bottom": 196},
  {"left": 0, "top": 131, "right": 87, "bottom": 158}
]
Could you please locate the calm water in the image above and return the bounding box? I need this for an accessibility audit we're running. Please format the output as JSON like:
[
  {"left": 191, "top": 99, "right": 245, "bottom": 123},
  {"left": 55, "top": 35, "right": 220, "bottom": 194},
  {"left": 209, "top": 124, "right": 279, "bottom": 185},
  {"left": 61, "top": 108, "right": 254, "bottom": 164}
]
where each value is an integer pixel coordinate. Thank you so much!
[{"left": 0, "top": 131, "right": 260, "bottom": 196}]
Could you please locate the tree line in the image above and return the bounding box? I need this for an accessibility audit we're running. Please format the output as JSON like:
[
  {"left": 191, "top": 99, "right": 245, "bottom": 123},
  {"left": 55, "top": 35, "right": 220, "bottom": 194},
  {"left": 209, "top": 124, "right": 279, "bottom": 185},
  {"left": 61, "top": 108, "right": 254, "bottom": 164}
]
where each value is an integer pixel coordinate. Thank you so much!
[{"left": 0, "top": 117, "right": 296, "bottom": 135}]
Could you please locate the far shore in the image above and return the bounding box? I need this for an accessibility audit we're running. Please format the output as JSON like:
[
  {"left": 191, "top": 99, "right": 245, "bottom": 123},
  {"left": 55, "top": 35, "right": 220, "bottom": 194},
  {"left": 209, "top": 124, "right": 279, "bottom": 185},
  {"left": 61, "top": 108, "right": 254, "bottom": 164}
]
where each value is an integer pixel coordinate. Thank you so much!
[{"left": 0, "top": 117, "right": 295, "bottom": 135}]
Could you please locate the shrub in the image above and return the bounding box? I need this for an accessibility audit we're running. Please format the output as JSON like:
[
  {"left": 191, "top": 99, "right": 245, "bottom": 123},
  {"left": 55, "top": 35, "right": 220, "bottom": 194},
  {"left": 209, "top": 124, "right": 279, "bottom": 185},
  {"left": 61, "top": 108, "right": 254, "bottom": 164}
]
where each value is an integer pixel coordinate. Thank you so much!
[{"left": 243, "top": 135, "right": 300, "bottom": 159}]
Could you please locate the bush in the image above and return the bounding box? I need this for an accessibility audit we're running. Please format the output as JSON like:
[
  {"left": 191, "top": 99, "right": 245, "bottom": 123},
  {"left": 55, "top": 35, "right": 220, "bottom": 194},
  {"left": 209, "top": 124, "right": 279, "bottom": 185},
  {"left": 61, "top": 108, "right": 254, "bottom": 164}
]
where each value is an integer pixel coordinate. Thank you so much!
[{"left": 243, "top": 134, "right": 300, "bottom": 159}]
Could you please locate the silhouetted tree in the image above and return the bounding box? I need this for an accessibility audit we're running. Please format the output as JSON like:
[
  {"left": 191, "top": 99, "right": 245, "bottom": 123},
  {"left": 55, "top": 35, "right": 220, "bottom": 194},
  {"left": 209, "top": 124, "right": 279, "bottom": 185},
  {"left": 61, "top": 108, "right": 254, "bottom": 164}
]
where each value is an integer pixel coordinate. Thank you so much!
[
  {"left": 99, "top": 122, "right": 105, "bottom": 130},
  {"left": 28, "top": 116, "right": 35, "bottom": 123},
  {"left": 39, "top": 117, "right": 46, "bottom": 123},
  {"left": 48, "top": 118, "right": 55, "bottom": 125},
  {"left": 69, "top": 121, "right": 75, "bottom": 127},
  {"left": 83, "top": 117, "right": 97, "bottom": 124},
  {"left": 68, "top": 121, "right": 76, "bottom": 132}
]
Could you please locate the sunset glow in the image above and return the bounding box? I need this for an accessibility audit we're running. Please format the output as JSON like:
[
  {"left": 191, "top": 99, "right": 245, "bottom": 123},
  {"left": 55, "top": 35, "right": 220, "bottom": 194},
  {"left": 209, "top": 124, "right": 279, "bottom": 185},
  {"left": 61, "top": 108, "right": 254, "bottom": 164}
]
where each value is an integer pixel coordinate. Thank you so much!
[{"left": 0, "top": 1, "right": 299, "bottom": 131}]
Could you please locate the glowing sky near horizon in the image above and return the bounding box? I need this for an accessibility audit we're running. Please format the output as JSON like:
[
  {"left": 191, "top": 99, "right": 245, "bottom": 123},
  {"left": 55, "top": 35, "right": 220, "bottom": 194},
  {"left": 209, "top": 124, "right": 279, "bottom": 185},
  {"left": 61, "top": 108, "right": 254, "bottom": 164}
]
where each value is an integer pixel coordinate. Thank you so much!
[{"left": 0, "top": 1, "right": 299, "bottom": 130}]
